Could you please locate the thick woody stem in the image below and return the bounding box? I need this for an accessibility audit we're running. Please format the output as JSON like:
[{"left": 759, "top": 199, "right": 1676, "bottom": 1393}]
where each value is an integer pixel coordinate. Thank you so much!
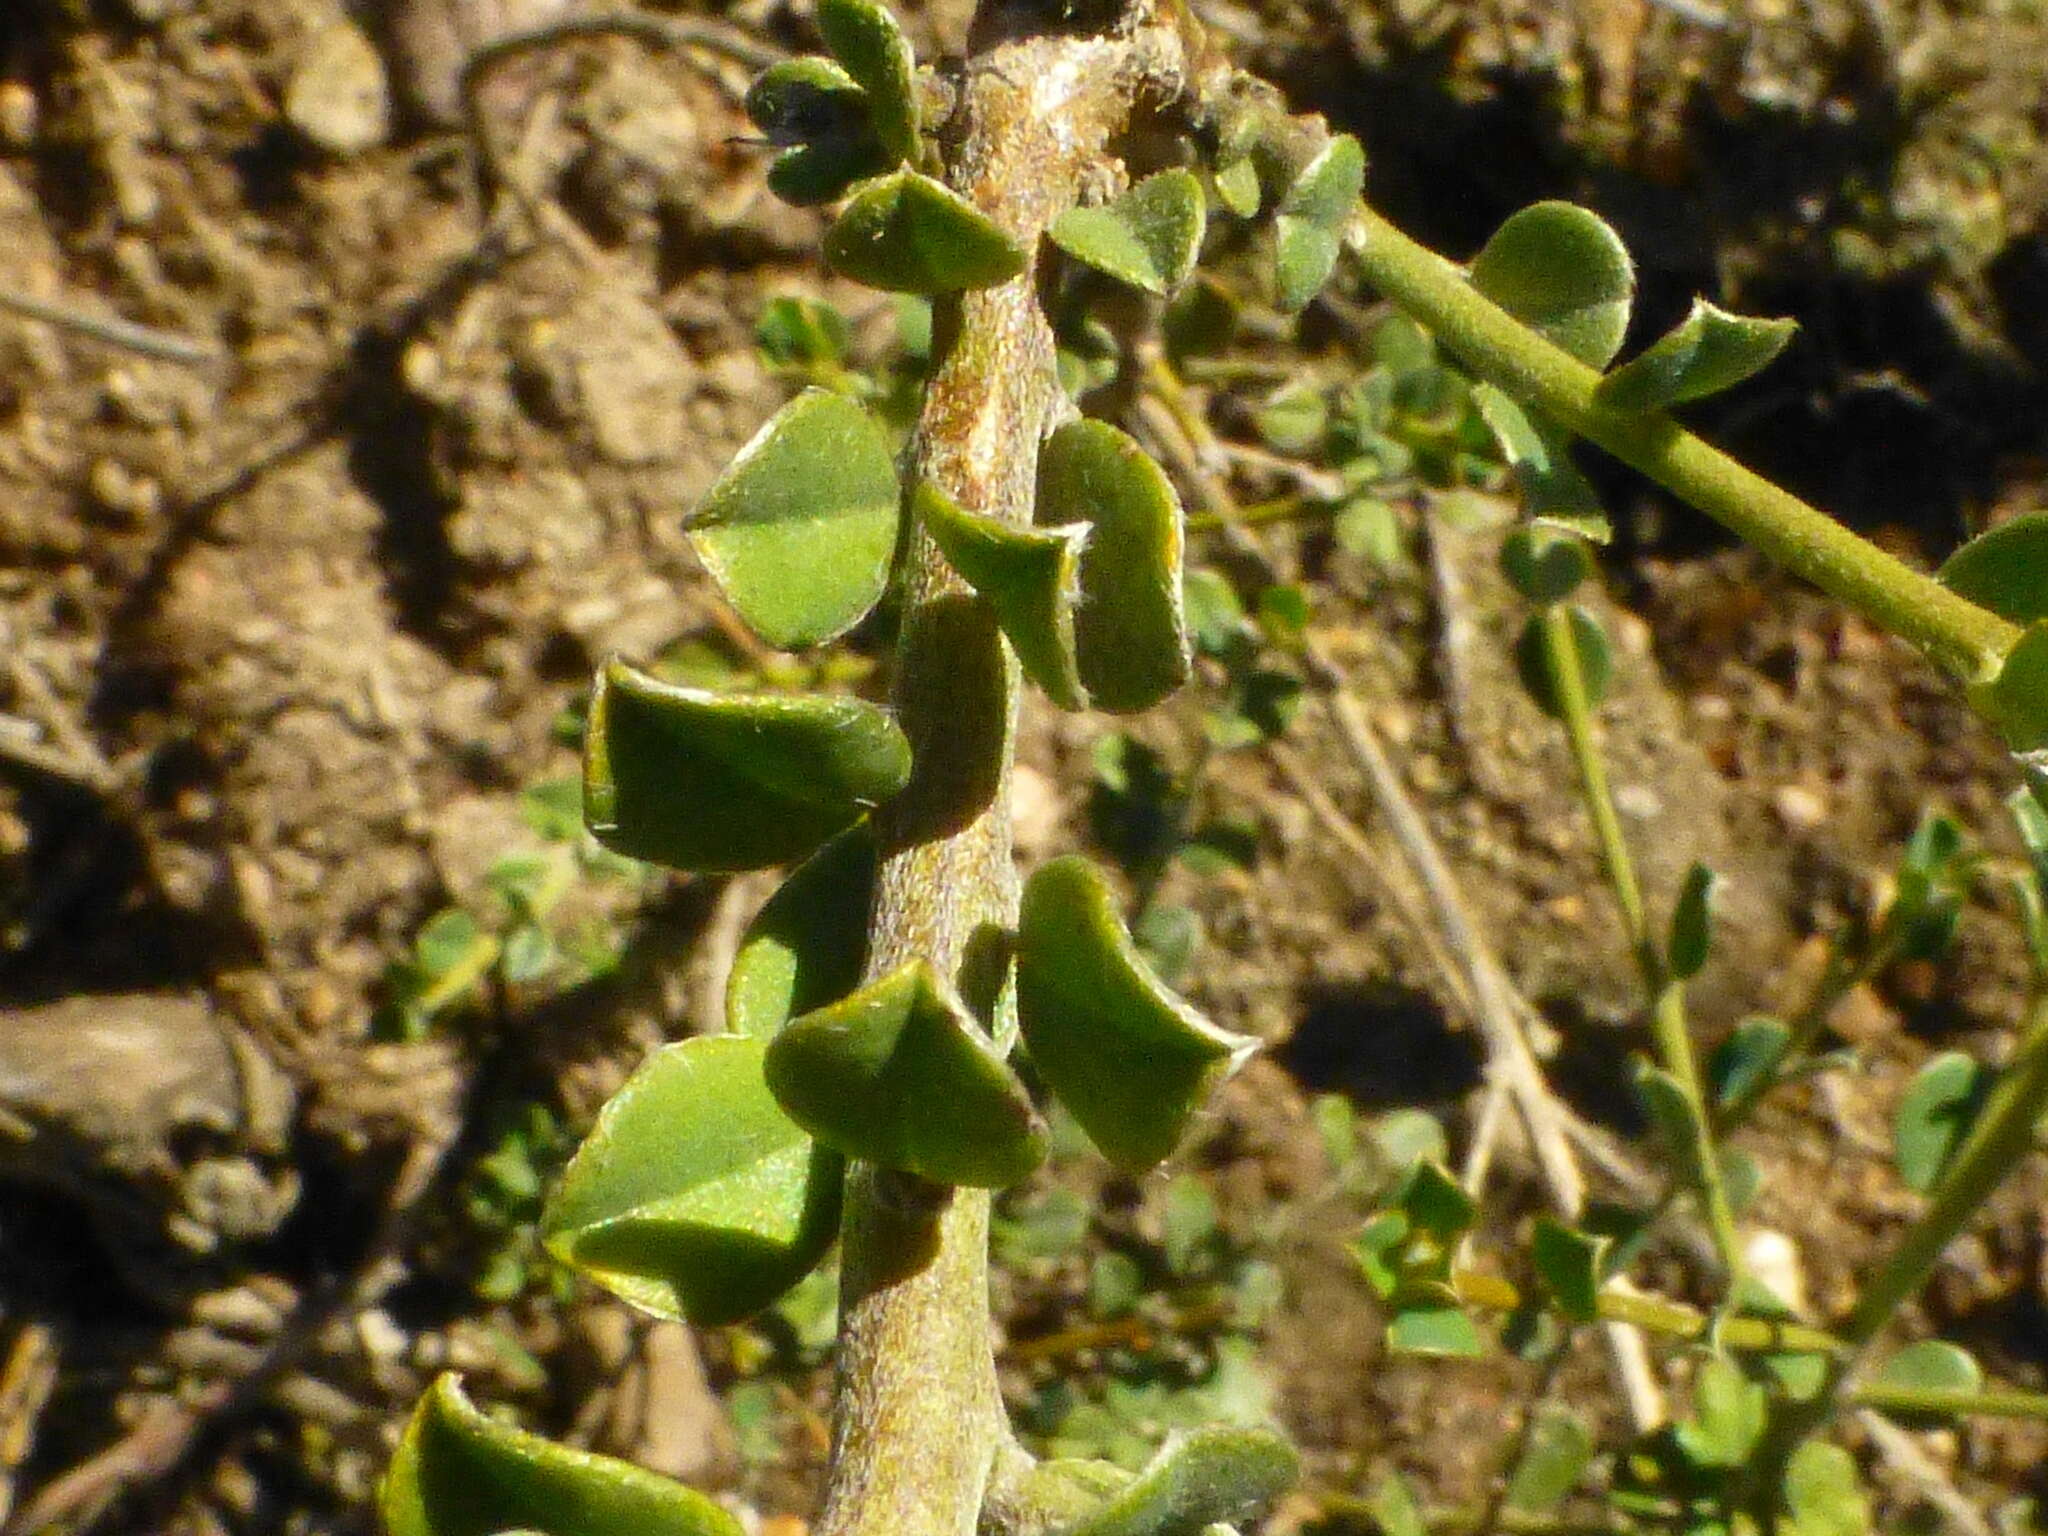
[{"left": 817, "top": 10, "right": 1192, "bottom": 1536}]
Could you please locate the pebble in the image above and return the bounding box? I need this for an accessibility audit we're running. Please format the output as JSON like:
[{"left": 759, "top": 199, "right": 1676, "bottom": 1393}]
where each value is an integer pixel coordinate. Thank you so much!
[{"left": 286, "top": 22, "right": 392, "bottom": 156}]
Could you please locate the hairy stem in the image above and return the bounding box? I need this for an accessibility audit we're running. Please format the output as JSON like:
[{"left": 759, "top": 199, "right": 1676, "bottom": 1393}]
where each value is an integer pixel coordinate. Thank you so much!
[{"left": 819, "top": 12, "right": 1191, "bottom": 1536}]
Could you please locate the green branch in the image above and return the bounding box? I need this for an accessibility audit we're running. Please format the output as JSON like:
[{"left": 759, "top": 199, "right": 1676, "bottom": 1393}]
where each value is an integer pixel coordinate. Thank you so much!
[{"left": 1346, "top": 207, "right": 2020, "bottom": 684}]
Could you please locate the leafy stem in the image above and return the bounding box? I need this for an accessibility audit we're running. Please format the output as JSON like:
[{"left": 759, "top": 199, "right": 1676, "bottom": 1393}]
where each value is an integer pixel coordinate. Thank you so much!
[{"left": 1345, "top": 206, "right": 2021, "bottom": 685}]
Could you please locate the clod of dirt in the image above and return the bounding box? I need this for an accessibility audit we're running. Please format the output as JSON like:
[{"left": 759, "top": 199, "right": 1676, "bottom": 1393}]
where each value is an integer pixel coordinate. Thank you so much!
[
  {"left": 0, "top": 994, "right": 298, "bottom": 1302},
  {"left": 286, "top": 22, "right": 394, "bottom": 157},
  {"left": 372, "top": 0, "right": 583, "bottom": 125}
]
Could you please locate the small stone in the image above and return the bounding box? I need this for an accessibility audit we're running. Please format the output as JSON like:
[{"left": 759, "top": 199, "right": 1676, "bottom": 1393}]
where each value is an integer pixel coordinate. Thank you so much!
[
  {"left": 1772, "top": 783, "right": 1828, "bottom": 832},
  {"left": 1743, "top": 1228, "right": 1809, "bottom": 1314},
  {"left": 286, "top": 23, "right": 392, "bottom": 157},
  {"left": 0, "top": 80, "right": 38, "bottom": 149}
]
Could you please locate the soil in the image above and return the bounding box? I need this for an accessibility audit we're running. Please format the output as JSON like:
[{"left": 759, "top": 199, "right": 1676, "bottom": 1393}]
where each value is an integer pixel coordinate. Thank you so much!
[{"left": 0, "top": 0, "right": 2044, "bottom": 1533}]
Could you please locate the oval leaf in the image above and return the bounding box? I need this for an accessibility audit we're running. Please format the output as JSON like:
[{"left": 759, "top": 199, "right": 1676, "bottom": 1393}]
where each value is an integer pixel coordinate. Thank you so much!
[
  {"left": 1514, "top": 605, "right": 1612, "bottom": 719},
  {"left": 542, "top": 1036, "right": 841, "bottom": 1324},
  {"left": 1709, "top": 1015, "right": 1791, "bottom": 1109},
  {"left": 688, "top": 389, "right": 902, "bottom": 648},
  {"left": 1470, "top": 201, "right": 1635, "bottom": 368},
  {"left": 1530, "top": 1217, "right": 1607, "bottom": 1324},
  {"left": 1037, "top": 421, "right": 1191, "bottom": 712},
  {"left": 1049, "top": 169, "right": 1206, "bottom": 296},
  {"left": 1595, "top": 299, "right": 1797, "bottom": 414},
  {"left": 1783, "top": 1442, "right": 1870, "bottom": 1536},
  {"left": 1070, "top": 1425, "right": 1299, "bottom": 1536},
  {"left": 1893, "top": 1050, "right": 1991, "bottom": 1193},
  {"left": 583, "top": 659, "right": 911, "bottom": 872},
  {"left": 824, "top": 170, "right": 1028, "bottom": 294},
  {"left": 766, "top": 959, "right": 1047, "bottom": 1187},
  {"left": 1668, "top": 861, "right": 1716, "bottom": 980},
  {"left": 768, "top": 136, "right": 895, "bottom": 207},
  {"left": 1504, "top": 1409, "right": 1592, "bottom": 1514},
  {"left": 1500, "top": 524, "right": 1592, "bottom": 605},
  {"left": 920, "top": 481, "right": 1088, "bottom": 709},
  {"left": 383, "top": 1375, "right": 743, "bottom": 1536},
  {"left": 1633, "top": 1060, "right": 1709, "bottom": 1189},
  {"left": 1939, "top": 511, "right": 2048, "bottom": 624},
  {"left": 727, "top": 827, "right": 877, "bottom": 1037},
  {"left": 815, "top": 0, "right": 918, "bottom": 164},
  {"left": 1472, "top": 385, "right": 1611, "bottom": 541},
  {"left": 1017, "top": 856, "right": 1256, "bottom": 1170},
  {"left": 1274, "top": 134, "right": 1364, "bottom": 312},
  {"left": 1676, "top": 1355, "right": 1767, "bottom": 1469},
  {"left": 1388, "top": 1304, "right": 1485, "bottom": 1358},
  {"left": 744, "top": 56, "right": 869, "bottom": 148},
  {"left": 1872, "top": 1339, "right": 1983, "bottom": 1402}
]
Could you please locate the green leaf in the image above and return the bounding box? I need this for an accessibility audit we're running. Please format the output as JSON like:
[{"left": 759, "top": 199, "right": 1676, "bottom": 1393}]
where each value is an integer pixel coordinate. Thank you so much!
[
  {"left": 1017, "top": 856, "right": 1257, "bottom": 1170},
  {"left": 1038, "top": 421, "right": 1192, "bottom": 713},
  {"left": 1388, "top": 1304, "right": 1485, "bottom": 1358},
  {"left": 1530, "top": 1218, "right": 1607, "bottom": 1324},
  {"left": 815, "top": 0, "right": 918, "bottom": 164},
  {"left": 1050, "top": 170, "right": 1206, "bottom": 296},
  {"left": 726, "top": 827, "right": 877, "bottom": 1037},
  {"left": 1349, "top": 1210, "right": 1410, "bottom": 1299},
  {"left": 1970, "top": 620, "right": 2048, "bottom": 753},
  {"left": 583, "top": 658, "right": 911, "bottom": 872},
  {"left": 383, "top": 1375, "right": 743, "bottom": 1536},
  {"left": 744, "top": 56, "right": 870, "bottom": 148},
  {"left": 1471, "top": 385, "right": 1610, "bottom": 540},
  {"left": 1397, "top": 1159, "right": 1477, "bottom": 1241},
  {"left": 1514, "top": 606, "right": 1612, "bottom": 719},
  {"left": 687, "top": 389, "right": 902, "bottom": 648},
  {"left": 1068, "top": 1425, "right": 1299, "bottom": 1536},
  {"left": 1469, "top": 201, "right": 1635, "bottom": 368},
  {"left": 1633, "top": 1061, "right": 1709, "bottom": 1189},
  {"left": 1938, "top": 511, "right": 2048, "bottom": 624},
  {"left": 1709, "top": 1016, "right": 1791, "bottom": 1109},
  {"left": 541, "top": 1036, "right": 841, "bottom": 1324},
  {"left": 1669, "top": 862, "right": 1717, "bottom": 980},
  {"left": 921, "top": 481, "right": 1088, "bottom": 709},
  {"left": 1214, "top": 156, "right": 1261, "bottom": 218},
  {"left": 1893, "top": 1051, "right": 1991, "bottom": 1193},
  {"left": 757, "top": 294, "right": 851, "bottom": 367},
  {"left": 824, "top": 170, "right": 1029, "bottom": 294},
  {"left": 766, "top": 959, "right": 1048, "bottom": 1187},
  {"left": 1504, "top": 1409, "right": 1593, "bottom": 1513},
  {"left": 1595, "top": 299, "right": 1797, "bottom": 414},
  {"left": 768, "top": 137, "right": 894, "bottom": 207},
  {"left": 1500, "top": 524, "right": 1592, "bottom": 605},
  {"left": 1870, "top": 1340, "right": 1984, "bottom": 1427},
  {"left": 1369, "top": 1473, "right": 1428, "bottom": 1536},
  {"left": 1255, "top": 383, "right": 1327, "bottom": 454},
  {"left": 1782, "top": 1443, "right": 1870, "bottom": 1536},
  {"left": 1675, "top": 1355, "right": 1767, "bottom": 1469},
  {"left": 1273, "top": 134, "right": 1364, "bottom": 312}
]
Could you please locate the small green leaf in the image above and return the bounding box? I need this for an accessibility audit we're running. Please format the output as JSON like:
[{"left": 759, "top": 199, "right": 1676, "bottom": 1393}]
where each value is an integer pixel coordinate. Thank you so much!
[
  {"left": 768, "top": 137, "right": 894, "bottom": 207},
  {"left": 1530, "top": 1218, "right": 1607, "bottom": 1324},
  {"left": 1470, "top": 201, "right": 1635, "bottom": 368},
  {"left": 1709, "top": 1016, "right": 1791, "bottom": 1109},
  {"left": 1017, "top": 856, "right": 1256, "bottom": 1171},
  {"left": 688, "top": 389, "right": 902, "bottom": 649},
  {"left": 1388, "top": 1304, "right": 1485, "bottom": 1358},
  {"left": 1500, "top": 524, "right": 1592, "bottom": 605},
  {"left": 1214, "top": 156, "right": 1261, "bottom": 218},
  {"left": 383, "top": 1375, "right": 743, "bottom": 1536},
  {"left": 1782, "top": 1443, "right": 1870, "bottom": 1536},
  {"left": 766, "top": 959, "right": 1047, "bottom": 1187},
  {"left": 1675, "top": 1356, "right": 1767, "bottom": 1469},
  {"left": 1870, "top": 1340, "right": 1984, "bottom": 1427},
  {"left": 1472, "top": 385, "right": 1610, "bottom": 540},
  {"left": 1274, "top": 135, "right": 1364, "bottom": 312},
  {"left": 1349, "top": 1210, "right": 1410, "bottom": 1299},
  {"left": 1505, "top": 1409, "right": 1593, "bottom": 1513},
  {"left": 1369, "top": 1473, "right": 1428, "bottom": 1536},
  {"left": 921, "top": 481, "right": 1088, "bottom": 709},
  {"left": 744, "top": 56, "right": 870, "bottom": 147},
  {"left": 541, "top": 1036, "right": 841, "bottom": 1324},
  {"left": 1971, "top": 621, "right": 2048, "bottom": 753},
  {"left": 756, "top": 294, "right": 851, "bottom": 367},
  {"left": 1255, "top": 383, "right": 1327, "bottom": 454},
  {"left": 1038, "top": 421, "right": 1191, "bottom": 713},
  {"left": 1893, "top": 1051, "right": 1991, "bottom": 1193},
  {"left": 1050, "top": 170, "right": 1206, "bottom": 296},
  {"left": 824, "top": 170, "right": 1028, "bottom": 294},
  {"left": 1595, "top": 299, "right": 1797, "bottom": 414},
  {"left": 1068, "top": 1425, "right": 1299, "bottom": 1536},
  {"left": 1160, "top": 1173, "right": 1219, "bottom": 1278},
  {"left": 1514, "top": 606, "right": 1612, "bottom": 719},
  {"left": 815, "top": 0, "right": 918, "bottom": 164},
  {"left": 583, "top": 658, "right": 911, "bottom": 872},
  {"left": 726, "top": 827, "right": 877, "bottom": 1037},
  {"left": 1938, "top": 511, "right": 2048, "bottom": 624},
  {"left": 1633, "top": 1061, "right": 1709, "bottom": 1189},
  {"left": 1669, "top": 862, "right": 1717, "bottom": 980},
  {"left": 1397, "top": 1159, "right": 1477, "bottom": 1241}
]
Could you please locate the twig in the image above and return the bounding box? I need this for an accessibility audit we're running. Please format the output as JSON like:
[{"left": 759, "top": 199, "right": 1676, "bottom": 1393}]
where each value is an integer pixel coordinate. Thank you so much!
[
  {"left": 1854, "top": 1409, "right": 1995, "bottom": 1536},
  {"left": 0, "top": 288, "right": 221, "bottom": 368}
]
